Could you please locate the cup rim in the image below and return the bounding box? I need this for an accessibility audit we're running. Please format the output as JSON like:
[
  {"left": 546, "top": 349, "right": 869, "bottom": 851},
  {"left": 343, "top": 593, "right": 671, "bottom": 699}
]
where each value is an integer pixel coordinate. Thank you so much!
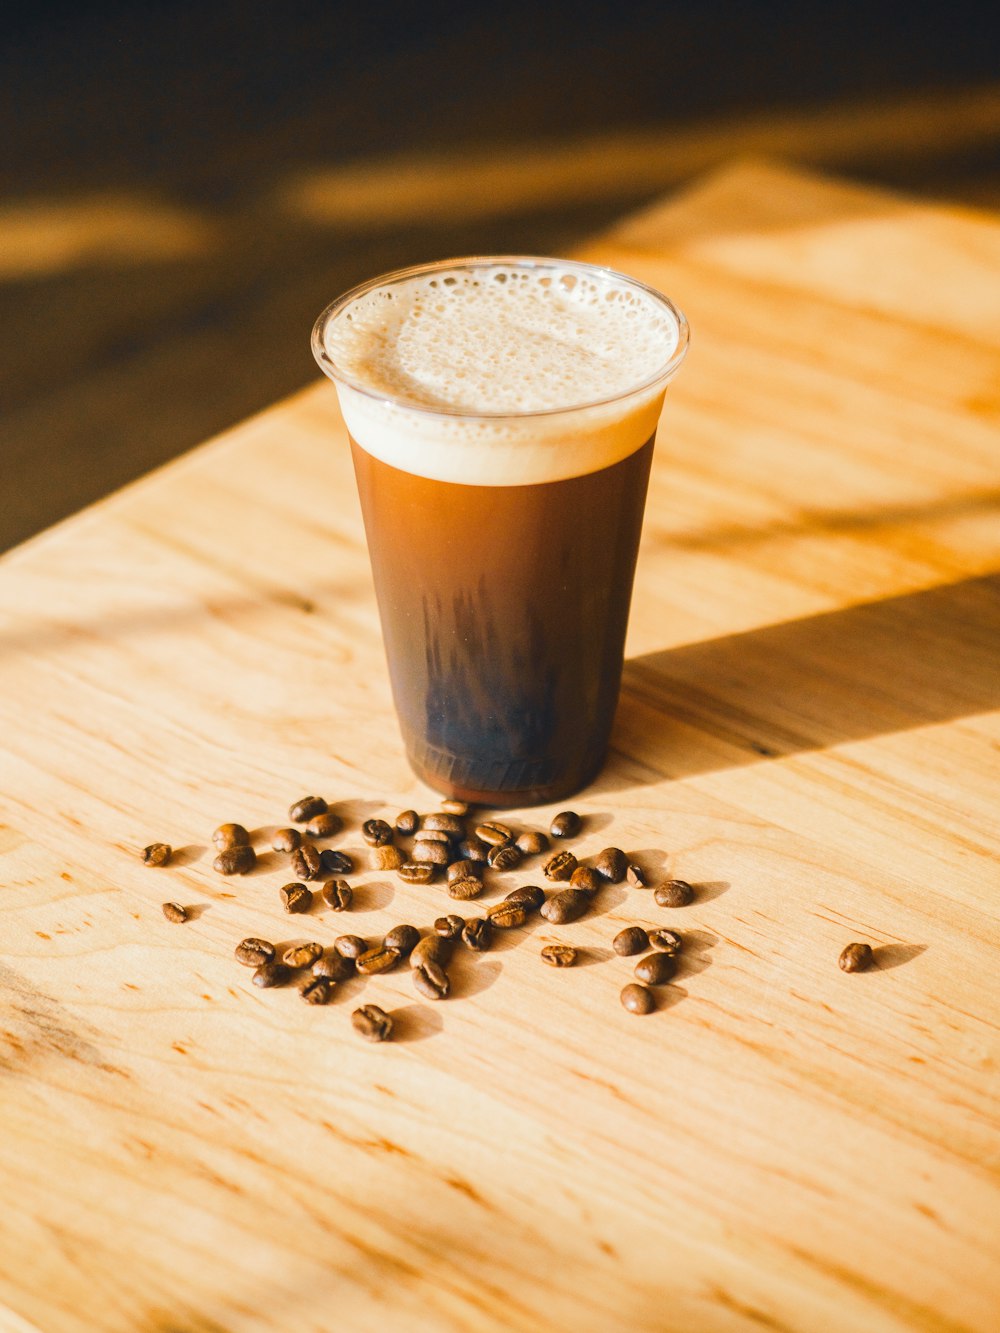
[{"left": 311, "top": 254, "right": 689, "bottom": 422}]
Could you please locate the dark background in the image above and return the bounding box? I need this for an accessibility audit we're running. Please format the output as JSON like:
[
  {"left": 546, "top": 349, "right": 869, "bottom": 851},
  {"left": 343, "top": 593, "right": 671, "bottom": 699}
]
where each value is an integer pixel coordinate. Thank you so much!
[{"left": 3, "top": 0, "right": 999, "bottom": 549}]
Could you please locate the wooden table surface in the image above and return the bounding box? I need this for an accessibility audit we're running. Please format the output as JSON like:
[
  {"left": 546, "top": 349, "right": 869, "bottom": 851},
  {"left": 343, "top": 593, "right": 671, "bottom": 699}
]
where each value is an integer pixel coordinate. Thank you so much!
[{"left": 1, "top": 161, "right": 998, "bottom": 1333}]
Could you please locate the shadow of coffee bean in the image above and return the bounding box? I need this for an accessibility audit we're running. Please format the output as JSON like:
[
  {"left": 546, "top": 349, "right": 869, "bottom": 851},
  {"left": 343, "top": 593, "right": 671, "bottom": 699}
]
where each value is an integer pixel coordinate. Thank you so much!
[
  {"left": 169, "top": 843, "right": 207, "bottom": 868},
  {"left": 351, "top": 879, "right": 395, "bottom": 912},
  {"left": 692, "top": 880, "right": 731, "bottom": 903},
  {"left": 449, "top": 957, "right": 502, "bottom": 999},
  {"left": 874, "top": 942, "right": 927, "bottom": 970},
  {"left": 390, "top": 1003, "right": 444, "bottom": 1042}
]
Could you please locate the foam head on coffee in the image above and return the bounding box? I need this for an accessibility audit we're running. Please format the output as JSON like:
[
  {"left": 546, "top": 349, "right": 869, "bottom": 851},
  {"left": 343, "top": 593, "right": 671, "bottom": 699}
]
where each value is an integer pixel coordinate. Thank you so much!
[{"left": 318, "top": 261, "right": 685, "bottom": 485}]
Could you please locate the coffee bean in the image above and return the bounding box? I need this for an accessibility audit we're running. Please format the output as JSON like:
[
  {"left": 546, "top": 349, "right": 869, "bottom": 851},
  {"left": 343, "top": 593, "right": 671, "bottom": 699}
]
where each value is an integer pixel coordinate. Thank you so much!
[
  {"left": 252, "top": 961, "right": 290, "bottom": 989},
  {"left": 272, "top": 827, "right": 302, "bottom": 853},
  {"left": 307, "top": 811, "right": 343, "bottom": 839},
  {"left": 462, "top": 918, "right": 493, "bottom": 952},
  {"left": 280, "top": 882, "right": 314, "bottom": 914},
  {"left": 356, "top": 945, "right": 401, "bottom": 976},
  {"left": 593, "top": 848, "right": 627, "bottom": 883},
  {"left": 410, "top": 934, "right": 453, "bottom": 969},
  {"left": 635, "top": 952, "right": 676, "bottom": 984},
  {"left": 319, "top": 848, "right": 353, "bottom": 875},
  {"left": 458, "top": 836, "right": 490, "bottom": 863},
  {"left": 398, "top": 862, "right": 435, "bottom": 884},
  {"left": 321, "top": 879, "right": 353, "bottom": 911},
  {"left": 654, "top": 879, "right": 694, "bottom": 908},
  {"left": 383, "top": 924, "right": 420, "bottom": 957},
  {"left": 626, "top": 863, "right": 646, "bottom": 888},
  {"left": 352, "top": 1004, "right": 393, "bottom": 1042},
  {"left": 540, "top": 944, "right": 578, "bottom": 968},
  {"left": 475, "top": 822, "right": 513, "bottom": 846},
  {"left": 550, "top": 810, "right": 581, "bottom": 839},
  {"left": 648, "top": 928, "right": 683, "bottom": 955},
  {"left": 282, "top": 942, "right": 323, "bottom": 969},
  {"left": 516, "top": 830, "right": 550, "bottom": 857},
  {"left": 448, "top": 876, "right": 484, "bottom": 901},
  {"left": 620, "top": 983, "right": 655, "bottom": 1014},
  {"left": 362, "top": 818, "right": 394, "bottom": 846},
  {"left": 839, "top": 942, "right": 874, "bottom": 973},
  {"left": 569, "top": 866, "right": 602, "bottom": 895},
  {"left": 395, "top": 809, "right": 419, "bottom": 836},
  {"left": 543, "top": 850, "right": 578, "bottom": 881},
  {"left": 371, "top": 844, "right": 404, "bottom": 871},
  {"left": 291, "top": 843, "right": 322, "bottom": 880},
  {"left": 447, "top": 859, "right": 484, "bottom": 884},
  {"left": 333, "top": 934, "right": 366, "bottom": 959},
  {"left": 313, "top": 951, "right": 354, "bottom": 981},
  {"left": 539, "top": 888, "right": 590, "bottom": 924},
  {"left": 440, "top": 799, "right": 469, "bottom": 816},
  {"left": 504, "top": 884, "right": 545, "bottom": 913},
  {"left": 412, "top": 841, "right": 450, "bottom": 866},
  {"left": 235, "top": 937, "right": 275, "bottom": 967},
  {"left": 413, "top": 829, "right": 452, "bottom": 846},
  {"left": 214, "top": 845, "right": 257, "bottom": 876},
  {"left": 161, "top": 901, "right": 188, "bottom": 923},
  {"left": 613, "top": 926, "right": 649, "bottom": 956},
  {"left": 488, "top": 842, "right": 523, "bottom": 871},
  {"left": 299, "top": 975, "right": 332, "bottom": 1005},
  {"left": 212, "top": 823, "right": 250, "bottom": 851},
  {"left": 288, "top": 796, "right": 327, "bottom": 824},
  {"left": 486, "top": 901, "right": 527, "bottom": 929},
  {"left": 422, "top": 812, "right": 465, "bottom": 837},
  {"left": 434, "top": 914, "right": 465, "bottom": 940},
  {"left": 413, "top": 960, "right": 451, "bottom": 1000},
  {"left": 141, "top": 842, "right": 172, "bottom": 867}
]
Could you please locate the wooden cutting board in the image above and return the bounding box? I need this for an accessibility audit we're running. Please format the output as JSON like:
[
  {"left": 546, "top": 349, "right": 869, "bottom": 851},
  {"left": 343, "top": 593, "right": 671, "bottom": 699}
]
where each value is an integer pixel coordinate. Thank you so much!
[{"left": 1, "top": 161, "right": 998, "bottom": 1333}]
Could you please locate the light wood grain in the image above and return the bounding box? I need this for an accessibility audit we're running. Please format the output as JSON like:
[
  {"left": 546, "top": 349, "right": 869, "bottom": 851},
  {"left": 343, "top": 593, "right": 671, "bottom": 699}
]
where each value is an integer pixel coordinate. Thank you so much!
[{"left": 1, "top": 162, "right": 998, "bottom": 1333}]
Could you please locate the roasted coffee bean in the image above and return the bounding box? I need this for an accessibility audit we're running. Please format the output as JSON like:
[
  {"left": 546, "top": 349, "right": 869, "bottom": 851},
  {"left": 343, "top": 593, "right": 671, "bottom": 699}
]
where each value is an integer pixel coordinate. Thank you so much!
[
  {"left": 412, "top": 841, "right": 450, "bottom": 866},
  {"left": 371, "top": 844, "right": 404, "bottom": 871},
  {"left": 352, "top": 1004, "right": 393, "bottom": 1042},
  {"left": 458, "top": 836, "right": 489, "bottom": 863},
  {"left": 569, "top": 866, "right": 602, "bottom": 895},
  {"left": 413, "top": 828, "right": 451, "bottom": 846},
  {"left": 333, "top": 934, "right": 366, "bottom": 960},
  {"left": 161, "top": 901, "right": 188, "bottom": 923},
  {"left": 447, "top": 858, "right": 484, "bottom": 884},
  {"left": 488, "top": 842, "right": 523, "bottom": 871},
  {"left": 516, "top": 830, "right": 550, "bottom": 857},
  {"left": 550, "top": 810, "right": 581, "bottom": 839},
  {"left": 410, "top": 934, "right": 453, "bottom": 969},
  {"left": 282, "top": 942, "right": 323, "bottom": 969},
  {"left": 356, "top": 945, "right": 401, "bottom": 976},
  {"left": 272, "top": 827, "right": 302, "bottom": 853},
  {"left": 313, "top": 951, "right": 354, "bottom": 981},
  {"left": 839, "top": 942, "right": 874, "bottom": 973},
  {"left": 448, "top": 876, "right": 484, "bottom": 901},
  {"left": 362, "top": 818, "right": 394, "bottom": 846},
  {"left": 475, "top": 822, "right": 513, "bottom": 847},
  {"left": 648, "top": 928, "right": 683, "bottom": 955},
  {"left": 307, "top": 810, "right": 343, "bottom": 839},
  {"left": 486, "top": 900, "right": 527, "bottom": 929},
  {"left": 655, "top": 879, "right": 695, "bottom": 908},
  {"left": 541, "top": 944, "right": 578, "bottom": 968},
  {"left": 413, "top": 960, "right": 451, "bottom": 1000},
  {"left": 613, "top": 926, "right": 649, "bottom": 956},
  {"left": 252, "top": 961, "right": 290, "bottom": 989},
  {"left": 398, "top": 862, "right": 435, "bottom": 884},
  {"left": 214, "top": 845, "right": 257, "bottom": 876},
  {"left": 422, "top": 812, "right": 465, "bottom": 837},
  {"left": 620, "top": 983, "right": 655, "bottom": 1014},
  {"left": 504, "top": 884, "right": 545, "bottom": 913},
  {"left": 434, "top": 914, "right": 465, "bottom": 940},
  {"left": 235, "top": 937, "right": 275, "bottom": 968},
  {"left": 291, "top": 843, "right": 322, "bottom": 880},
  {"left": 462, "top": 918, "right": 493, "bottom": 951},
  {"left": 441, "top": 799, "right": 469, "bottom": 816},
  {"left": 319, "top": 848, "right": 353, "bottom": 876},
  {"left": 288, "top": 796, "right": 327, "bottom": 824},
  {"left": 280, "top": 882, "right": 314, "bottom": 914},
  {"left": 383, "top": 923, "right": 420, "bottom": 957},
  {"left": 540, "top": 888, "right": 590, "bottom": 924},
  {"left": 635, "top": 952, "right": 677, "bottom": 985},
  {"left": 213, "top": 823, "right": 250, "bottom": 851},
  {"left": 322, "top": 879, "right": 353, "bottom": 912},
  {"left": 593, "top": 848, "right": 627, "bottom": 883},
  {"left": 626, "top": 862, "right": 647, "bottom": 888},
  {"left": 299, "top": 975, "right": 332, "bottom": 1005},
  {"left": 543, "top": 850, "right": 578, "bottom": 881},
  {"left": 395, "top": 809, "right": 419, "bottom": 836},
  {"left": 142, "top": 842, "right": 172, "bottom": 867}
]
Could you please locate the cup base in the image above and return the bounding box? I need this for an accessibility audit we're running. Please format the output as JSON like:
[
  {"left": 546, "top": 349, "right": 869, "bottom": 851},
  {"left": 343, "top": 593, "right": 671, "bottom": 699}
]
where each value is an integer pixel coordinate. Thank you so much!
[{"left": 406, "top": 748, "right": 606, "bottom": 809}]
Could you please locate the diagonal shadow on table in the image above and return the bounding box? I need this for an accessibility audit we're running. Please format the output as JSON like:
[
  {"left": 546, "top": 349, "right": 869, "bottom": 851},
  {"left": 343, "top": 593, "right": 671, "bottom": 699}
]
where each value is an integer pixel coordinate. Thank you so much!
[{"left": 598, "top": 571, "right": 1000, "bottom": 788}]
